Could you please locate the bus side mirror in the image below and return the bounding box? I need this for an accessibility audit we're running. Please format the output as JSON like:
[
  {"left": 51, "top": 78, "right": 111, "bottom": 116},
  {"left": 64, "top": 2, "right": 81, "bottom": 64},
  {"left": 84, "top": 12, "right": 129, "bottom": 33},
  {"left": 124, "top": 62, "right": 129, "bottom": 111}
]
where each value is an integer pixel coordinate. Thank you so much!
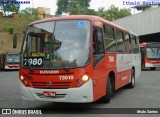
[
  {"left": 13, "top": 33, "right": 17, "bottom": 48},
  {"left": 23, "top": 31, "right": 26, "bottom": 34}
]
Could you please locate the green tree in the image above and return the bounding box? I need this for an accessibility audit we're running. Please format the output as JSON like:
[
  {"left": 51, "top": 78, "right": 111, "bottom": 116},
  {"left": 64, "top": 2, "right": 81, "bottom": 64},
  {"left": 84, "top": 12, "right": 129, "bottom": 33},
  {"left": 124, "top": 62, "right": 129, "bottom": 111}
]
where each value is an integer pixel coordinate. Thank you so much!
[
  {"left": 20, "top": 7, "right": 39, "bottom": 28},
  {"left": 20, "top": 7, "right": 38, "bottom": 16},
  {"left": 56, "top": 0, "right": 91, "bottom": 16},
  {"left": 118, "top": 8, "right": 131, "bottom": 18},
  {"left": 97, "top": 7, "right": 107, "bottom": 19},
  {"left": 0, "top": 0, "right": 20, "bottom": 16},
  {"left": 69, "top": 6, "right": 97, "bottom": 15},
  {"left": 97, "top": 5, "right": 131, "bottom": 21},
  {"left": 56, "top": 0, "right": 69, "bottom": 15}
]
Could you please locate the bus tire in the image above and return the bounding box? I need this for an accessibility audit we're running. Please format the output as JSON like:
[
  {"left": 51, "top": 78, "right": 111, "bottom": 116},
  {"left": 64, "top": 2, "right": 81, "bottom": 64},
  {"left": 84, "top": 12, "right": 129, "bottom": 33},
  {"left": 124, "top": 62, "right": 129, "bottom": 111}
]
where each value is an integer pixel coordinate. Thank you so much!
[
  {"left": 150, "top": 67, "right": 156, "bottom": 70},
  {"left": 100, "top": 77, "right": 111, "bottom": 103},
  {"left": 127, "top": 69, "right": 135, "bottom": 88}
]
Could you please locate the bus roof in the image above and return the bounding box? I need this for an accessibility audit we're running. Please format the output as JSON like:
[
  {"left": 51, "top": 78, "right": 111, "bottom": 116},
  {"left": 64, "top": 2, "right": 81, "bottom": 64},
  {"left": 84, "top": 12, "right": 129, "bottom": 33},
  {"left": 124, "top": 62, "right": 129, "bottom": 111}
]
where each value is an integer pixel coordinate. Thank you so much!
[
  {"left": 6, "top": 52, "right": 20, "bottom": 54},
  {"left": 1, "top": 52, "right": 20, "bottom": 55},
  {"left": 140, "top": 42, "right": 160, "bottom": 47},
  {"left": 29, "top": 15, "right": 130, "bottom": 33}
]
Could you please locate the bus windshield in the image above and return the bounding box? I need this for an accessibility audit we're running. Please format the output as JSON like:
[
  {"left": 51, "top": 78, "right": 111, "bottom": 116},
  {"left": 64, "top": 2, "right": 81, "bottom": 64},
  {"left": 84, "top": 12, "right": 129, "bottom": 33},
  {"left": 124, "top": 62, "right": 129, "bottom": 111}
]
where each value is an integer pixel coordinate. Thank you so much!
[
  {"left": 21, "top": 20, "right": 91, "bottom": 69},
  {"left": 146, "top": 47, "right": 160, "bottom": 59},
  {"left": 6, "top": 54, "right": 20, "bottom": 63}
]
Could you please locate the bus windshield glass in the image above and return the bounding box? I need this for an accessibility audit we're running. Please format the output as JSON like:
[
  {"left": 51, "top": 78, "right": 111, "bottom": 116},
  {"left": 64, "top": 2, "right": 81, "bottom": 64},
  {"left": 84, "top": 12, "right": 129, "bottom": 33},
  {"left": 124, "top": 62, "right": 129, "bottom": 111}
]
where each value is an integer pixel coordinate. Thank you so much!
[
  {"left": 6, "top": 53, "right": 20, "bottom": 63},
  {"left": 146, "top": 47, "right": 160, "bottom": 59},
  {"left": 21, "top": 20, "right": 91, "bottom": 69}
]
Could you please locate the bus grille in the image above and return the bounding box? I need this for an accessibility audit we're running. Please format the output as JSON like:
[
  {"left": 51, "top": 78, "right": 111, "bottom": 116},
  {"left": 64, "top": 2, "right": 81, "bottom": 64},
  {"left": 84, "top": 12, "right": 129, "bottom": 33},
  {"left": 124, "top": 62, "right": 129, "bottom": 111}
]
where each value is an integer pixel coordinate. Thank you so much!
[{"left": 31, "top": 82, "right": 71, "bottom": 89}]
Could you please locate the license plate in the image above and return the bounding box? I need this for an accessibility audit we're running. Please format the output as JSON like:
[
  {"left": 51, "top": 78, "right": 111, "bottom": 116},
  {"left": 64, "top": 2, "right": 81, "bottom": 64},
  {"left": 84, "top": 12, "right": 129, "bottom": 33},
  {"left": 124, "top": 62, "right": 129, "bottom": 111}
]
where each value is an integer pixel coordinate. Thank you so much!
[
  {"left": 43, "top": 91, "right": 56, "bottom": 97},
  {"left": 153, "top": 64, "right": 160, "bottom": 67}
]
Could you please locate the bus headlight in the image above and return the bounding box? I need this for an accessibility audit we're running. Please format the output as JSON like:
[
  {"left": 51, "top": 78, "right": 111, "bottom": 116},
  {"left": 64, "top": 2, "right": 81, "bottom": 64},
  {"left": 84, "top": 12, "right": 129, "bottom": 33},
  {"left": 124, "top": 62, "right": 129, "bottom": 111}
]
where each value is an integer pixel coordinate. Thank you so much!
[
  {"left": 20, "top": 75, "right": 28, "bottom": 86},
  {"left": 19, "top": 73, "right": 32, "bottom": 87},
  {"left": 23, "top": 80, "right": 28, "bottom": 85},
  {"left": 77, "top": 79, "right": 83, "bottom": 85},
  {"left": 74, "top": 75, "right": 90, "bottom": 87},
  {"left": 82, "top": 75, "right": 89, "bottom": 81},
  {"left": 20, "top": 76, "right": 24, "bottom": 80}
]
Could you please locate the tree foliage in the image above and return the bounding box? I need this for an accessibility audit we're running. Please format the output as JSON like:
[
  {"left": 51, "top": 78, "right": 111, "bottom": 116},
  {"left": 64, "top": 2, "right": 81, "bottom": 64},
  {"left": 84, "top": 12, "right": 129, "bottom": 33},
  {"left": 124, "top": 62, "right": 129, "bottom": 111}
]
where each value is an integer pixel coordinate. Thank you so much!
[
  {"left": 19, "top": 7, "right": 39, "bottom": 27},
  {"left": 97, "top": 5, "right": 131, "bottom": 21},
  {"left": 69, "top": 7, "right": 97, "bottom": 15},
  {"left": 56, "top": 1, "right": 131, "bottom": 21},
  {"left": 0, "top": 0, "right": 20, "bottom": 16},
  {"left": 56, "top": 0, "right": 91, "bottom": 16},
  {"left": 20, "top": 7, "right": 38, "bottom": 16}
]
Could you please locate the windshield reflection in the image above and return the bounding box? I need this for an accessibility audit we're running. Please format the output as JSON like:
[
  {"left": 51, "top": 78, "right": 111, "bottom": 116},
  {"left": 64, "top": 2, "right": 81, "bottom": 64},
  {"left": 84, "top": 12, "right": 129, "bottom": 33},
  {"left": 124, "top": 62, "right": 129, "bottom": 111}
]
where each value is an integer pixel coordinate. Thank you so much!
[
  {"left": 146, "top": 47, "right": 160, "bottom": 59},
  {"left": 22, "top": 20, "right": 91, "bottom": 69},
  {"left": 6, "top": 54, "right": 20, "bottom": 63}
]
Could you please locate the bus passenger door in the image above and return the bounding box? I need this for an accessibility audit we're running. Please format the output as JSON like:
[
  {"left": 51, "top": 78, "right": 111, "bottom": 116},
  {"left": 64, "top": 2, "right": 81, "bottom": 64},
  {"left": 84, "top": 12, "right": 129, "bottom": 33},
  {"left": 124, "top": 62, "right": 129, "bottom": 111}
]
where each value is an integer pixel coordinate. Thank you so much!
[
  {"left": 122, "top": 33, "right": 133, "bottom": 86},
  {"left": 115, "top": 29, "right": 126, "bottom": 88},
  {"left": 140, "top": 47, "right": 145, "bottom": 68},
  {"left": 131, "top": 35, "right": 141, "bottom": 79},
  {"left": 92, "top": 25, "right": 107, "bottom": 101}
]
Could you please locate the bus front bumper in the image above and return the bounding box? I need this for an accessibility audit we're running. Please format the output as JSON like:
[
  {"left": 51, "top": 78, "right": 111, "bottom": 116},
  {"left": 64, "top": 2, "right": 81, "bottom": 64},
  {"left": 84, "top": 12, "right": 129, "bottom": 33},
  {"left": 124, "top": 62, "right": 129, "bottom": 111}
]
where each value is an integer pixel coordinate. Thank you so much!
[
  {"left": 20, "top": 79, "right": 94, "bottom": 103},
  {"left": 145, "top": 63, "right": 160, "bottom": 67},
  {"left": 5, "top": 65, "right": 19, "bottom": 70}
]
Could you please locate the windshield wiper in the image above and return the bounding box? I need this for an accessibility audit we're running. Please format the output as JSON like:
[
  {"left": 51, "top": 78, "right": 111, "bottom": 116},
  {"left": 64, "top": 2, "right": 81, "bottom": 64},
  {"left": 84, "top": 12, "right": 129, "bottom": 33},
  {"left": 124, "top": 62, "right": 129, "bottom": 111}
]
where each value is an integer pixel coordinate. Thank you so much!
[
  {"left": 24, "top": 59, "right": 33, "bottom": 72},
  {"left": 28, "top": 61, "right": 33, "bottom": 72},
  {"left": 54, "top": 51, "right": 70, "bottom": 72}
]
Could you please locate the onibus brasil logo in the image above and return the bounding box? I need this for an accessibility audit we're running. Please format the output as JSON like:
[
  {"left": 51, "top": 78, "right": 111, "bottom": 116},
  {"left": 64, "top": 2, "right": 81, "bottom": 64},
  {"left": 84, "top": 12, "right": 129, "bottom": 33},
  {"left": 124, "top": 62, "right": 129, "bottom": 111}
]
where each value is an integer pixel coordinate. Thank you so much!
[{"left": 1, "top": 1, "right": 30, "bottom": 4}]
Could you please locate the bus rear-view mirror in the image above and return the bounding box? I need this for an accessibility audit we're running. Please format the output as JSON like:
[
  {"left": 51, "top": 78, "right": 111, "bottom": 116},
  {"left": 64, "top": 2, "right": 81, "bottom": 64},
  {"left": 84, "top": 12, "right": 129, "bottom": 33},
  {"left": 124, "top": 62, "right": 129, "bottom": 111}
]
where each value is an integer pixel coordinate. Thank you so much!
[{"left": 13, "top": 33, "right": 17, "bottom": 48}]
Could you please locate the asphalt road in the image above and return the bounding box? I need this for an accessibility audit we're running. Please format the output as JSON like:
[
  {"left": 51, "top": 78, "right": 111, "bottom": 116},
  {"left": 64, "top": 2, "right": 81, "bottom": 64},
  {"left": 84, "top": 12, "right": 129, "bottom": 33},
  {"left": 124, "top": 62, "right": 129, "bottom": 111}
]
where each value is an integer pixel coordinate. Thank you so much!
[{"left": 0, "top": 68, "right": 160, "bottom": 117}]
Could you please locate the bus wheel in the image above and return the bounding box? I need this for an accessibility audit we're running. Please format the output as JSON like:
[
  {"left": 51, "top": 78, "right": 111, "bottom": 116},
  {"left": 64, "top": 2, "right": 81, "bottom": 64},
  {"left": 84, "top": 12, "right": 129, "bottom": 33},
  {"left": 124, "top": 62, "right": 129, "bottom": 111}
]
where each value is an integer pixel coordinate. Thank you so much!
[
  {"left": 127, "top": 69, "right": 135, "bottom": 88},
  {"left": 100, "top": 77, "right": 111, "bottom": 103},
  {"left": 150, "top": 67, "right": 156, "bottom": 70}
]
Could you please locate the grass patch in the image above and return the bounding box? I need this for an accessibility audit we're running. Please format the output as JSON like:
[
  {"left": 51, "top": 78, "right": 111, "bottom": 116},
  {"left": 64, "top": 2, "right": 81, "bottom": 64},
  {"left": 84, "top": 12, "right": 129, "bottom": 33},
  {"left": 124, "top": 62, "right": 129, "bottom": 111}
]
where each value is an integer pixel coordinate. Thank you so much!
[{"left": 0, "top": 15, "right": 39, "bottom": 33}]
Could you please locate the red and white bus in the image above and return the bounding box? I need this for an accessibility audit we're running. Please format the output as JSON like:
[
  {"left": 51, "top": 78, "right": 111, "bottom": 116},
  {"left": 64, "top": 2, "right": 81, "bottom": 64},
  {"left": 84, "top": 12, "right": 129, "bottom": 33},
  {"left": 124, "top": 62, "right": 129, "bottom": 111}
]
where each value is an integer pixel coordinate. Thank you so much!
[
  {"left": 0, "top": 52, "right": 20, "bottom": 70},
  {"left": 140, "top": 42, "right": 160, "bottom": 70},
  {"left": 13, "top": 15, "right": 141, "bottom": 103}
]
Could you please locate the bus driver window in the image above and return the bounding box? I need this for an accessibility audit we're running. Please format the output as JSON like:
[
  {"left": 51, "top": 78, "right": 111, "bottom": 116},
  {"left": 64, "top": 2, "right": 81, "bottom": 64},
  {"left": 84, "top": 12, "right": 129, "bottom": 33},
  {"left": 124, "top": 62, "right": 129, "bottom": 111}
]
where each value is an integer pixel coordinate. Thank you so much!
[
  {"left": 93, "top": 27, "right": 105, "bottom": 55},
  {"left": 93, "top": 27, "right": 105, "bottom": 67}
]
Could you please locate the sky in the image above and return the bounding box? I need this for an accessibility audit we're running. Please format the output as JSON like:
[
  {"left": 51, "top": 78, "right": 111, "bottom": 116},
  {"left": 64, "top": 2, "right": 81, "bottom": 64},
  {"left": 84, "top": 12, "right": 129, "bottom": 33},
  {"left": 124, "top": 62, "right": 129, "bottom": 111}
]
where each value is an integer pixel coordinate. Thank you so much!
[{"left": 17, "top": 0, "right": 143, "bottom": 15}]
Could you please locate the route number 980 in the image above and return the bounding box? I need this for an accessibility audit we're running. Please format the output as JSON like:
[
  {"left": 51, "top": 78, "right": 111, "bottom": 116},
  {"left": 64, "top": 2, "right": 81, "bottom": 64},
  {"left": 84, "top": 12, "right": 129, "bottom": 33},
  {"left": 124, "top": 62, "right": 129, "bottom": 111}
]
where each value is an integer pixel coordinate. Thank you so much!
[{"left": 24, "top": 58, "right": 43, "bottom": 66}]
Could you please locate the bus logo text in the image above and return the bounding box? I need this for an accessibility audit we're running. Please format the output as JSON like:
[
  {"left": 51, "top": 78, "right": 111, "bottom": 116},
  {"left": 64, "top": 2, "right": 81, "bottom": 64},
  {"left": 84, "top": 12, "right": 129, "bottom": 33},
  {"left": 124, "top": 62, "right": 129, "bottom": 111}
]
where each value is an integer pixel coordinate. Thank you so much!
[{"left": 40, "top": 70, "right": 59, "bottom": 74}]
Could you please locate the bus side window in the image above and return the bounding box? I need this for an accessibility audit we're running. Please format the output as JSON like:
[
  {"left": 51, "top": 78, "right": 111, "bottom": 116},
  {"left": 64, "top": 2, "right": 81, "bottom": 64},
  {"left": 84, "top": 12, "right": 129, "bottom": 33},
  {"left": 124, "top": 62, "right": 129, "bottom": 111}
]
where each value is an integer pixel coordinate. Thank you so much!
[
  {"left": 131, "top": 35, "right": 139, "bottom": 53},
  {"left": 124, "top": 33, "right": 132, "bottom": 54},
  {"left": 115, "top": 29, "right": 125, "bottom": 53},
  {"left": 104, "top": 24, "right": 116, "bottom": 53}
]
